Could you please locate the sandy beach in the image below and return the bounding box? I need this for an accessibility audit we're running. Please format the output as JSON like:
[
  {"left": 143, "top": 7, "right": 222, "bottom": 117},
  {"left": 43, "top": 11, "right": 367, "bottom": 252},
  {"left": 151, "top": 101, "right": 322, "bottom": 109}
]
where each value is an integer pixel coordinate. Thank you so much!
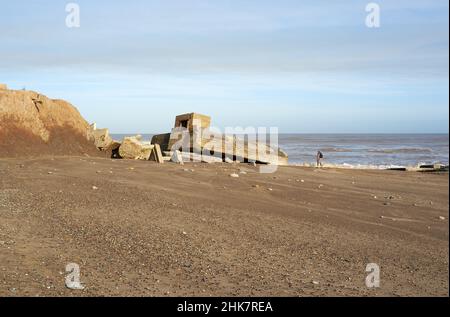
[{"left": 0, "top": 156, "right": 448, "bottom": 297}]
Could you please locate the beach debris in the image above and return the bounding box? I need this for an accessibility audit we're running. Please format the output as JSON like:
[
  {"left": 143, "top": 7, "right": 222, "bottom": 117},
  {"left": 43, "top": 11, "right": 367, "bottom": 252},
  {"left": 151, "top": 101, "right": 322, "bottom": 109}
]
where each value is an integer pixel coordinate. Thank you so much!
[
  {"left": 268, "top": 188, "right": 273, "bottom": 191},
  {"left": 119, "top": 136, "right": 153, "bottom": 160},
  {"left": 200, "top": 155, "right": 223, "bottom": 164},
  {"left": 151, "top": 113, "right": 288, "bottom": 165},
  {"left": 88, "top": 127, "right": 114, "bottom": 150},
  {"left": 312, "top": 281, "right": 319, "bottom": 285},
  {"left": 229, "top": 173, "right": 239, "bottom": 178},
  {"left": 252, "top": 184, "right": 260, "bottom": 188},
  {"left": 149, "top": 144, "right": 164, "bottom": 164},
  {"left": 47, "top": 171, "right": 53, "bottom": 175},
  {"left": 318, "top": 184, "right": 324, "bottom": 189},
  {"left": 171, "top": 150, "right": 184, "bottom": 165},
  {"left": 92, "top": 186, "right": 98, "bottom": 190},
  {"left": 239, "top": 171, "right": 247, "bottom": 175},
  {"left": 438, "top": 216, "right": 446, "bottom": 220}
]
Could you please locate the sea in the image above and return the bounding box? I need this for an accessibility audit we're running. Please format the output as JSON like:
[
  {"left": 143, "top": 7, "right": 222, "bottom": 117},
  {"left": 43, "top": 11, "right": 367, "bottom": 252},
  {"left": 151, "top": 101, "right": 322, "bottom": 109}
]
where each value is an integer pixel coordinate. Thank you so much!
[{"left": 111, "top": 133, "right": 449, "bottom": 169}]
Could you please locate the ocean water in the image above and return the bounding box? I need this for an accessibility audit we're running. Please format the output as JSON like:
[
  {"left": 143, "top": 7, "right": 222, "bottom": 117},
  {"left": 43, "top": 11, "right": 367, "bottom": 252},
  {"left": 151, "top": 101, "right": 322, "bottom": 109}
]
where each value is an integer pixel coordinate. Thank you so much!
[
  {"left": 111, "top": 133, "right": 449, "bottom": 168},
  {"left": 278, "top": 134, "right": 449, "bottom": 168}
]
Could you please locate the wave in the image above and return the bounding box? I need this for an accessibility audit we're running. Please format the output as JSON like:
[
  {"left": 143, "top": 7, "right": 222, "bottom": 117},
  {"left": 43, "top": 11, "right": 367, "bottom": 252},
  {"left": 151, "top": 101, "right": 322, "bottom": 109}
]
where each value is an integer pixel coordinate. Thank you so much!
[
  {"left": 291, "top": 162, "right": 448, "bottom": 170},
  {"left": 367, "top": 148, "right": 433, "bottom": 154},
  {"left": 318, "top": 147, "right": 354, "bottom": 153}
]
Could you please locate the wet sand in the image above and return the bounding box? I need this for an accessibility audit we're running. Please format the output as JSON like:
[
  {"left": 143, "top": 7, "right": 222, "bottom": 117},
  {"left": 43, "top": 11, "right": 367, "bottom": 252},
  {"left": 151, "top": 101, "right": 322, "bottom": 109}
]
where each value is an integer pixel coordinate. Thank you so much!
[{"left": 0, "top": 156, "right": 448, "bottom": 296}]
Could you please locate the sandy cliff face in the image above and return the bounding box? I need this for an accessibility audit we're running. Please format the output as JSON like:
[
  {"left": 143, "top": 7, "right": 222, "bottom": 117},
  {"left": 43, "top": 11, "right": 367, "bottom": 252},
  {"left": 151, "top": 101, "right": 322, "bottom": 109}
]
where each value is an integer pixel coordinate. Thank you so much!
[{"left": 0, "top": 87, "right": 101, "bottom": 157}]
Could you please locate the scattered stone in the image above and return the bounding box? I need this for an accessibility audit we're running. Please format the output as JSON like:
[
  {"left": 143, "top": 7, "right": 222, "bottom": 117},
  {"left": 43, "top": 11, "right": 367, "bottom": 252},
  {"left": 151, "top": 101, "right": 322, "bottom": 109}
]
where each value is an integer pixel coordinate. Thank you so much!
[
  {"left": 119, "top": 136, "right": 153, "bottom": 160},
  {"left": 88, "top": 127, "right": 114, "bottom": 150},
  {"left": 312, "top": 281, "right": 319, "bottom": 285},
  {"left": 92, "top": 186, "right": 98, "bottom": 190},
  {"left": 268, "top": 188, "right": 273, "bottom": 191},
  {"left": 224, "top": 157, "right": 234, "bottom": 164},
  {"left": 239, "top": 171, "right": 247, "bottom": 175},
  {"left": 439, "top": 216, "right": 446, "bottom": 220},
  {"left": 47, "top": 171, "right": 53, "bottom": 175},
  {"left": 229, "top": 173, "right": 239, "bottom": 178},
  {"left": 252, "top": 184, "right": 260, "bottom": 188}
]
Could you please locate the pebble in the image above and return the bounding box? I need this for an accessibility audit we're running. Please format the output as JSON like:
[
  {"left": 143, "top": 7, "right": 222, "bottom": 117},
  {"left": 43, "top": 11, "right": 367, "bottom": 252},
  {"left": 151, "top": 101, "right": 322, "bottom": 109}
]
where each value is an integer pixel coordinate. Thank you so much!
[
  {"left": 268, "top": 188, "right": 273, "bottom": 191},
  {"left": 229, "top": 173, "right": 239, "bottom": 178},
  {"left": 92, "top": 186, "right": 99, "bottom": 190},
  {"left": 439, "top": 216, "right": 446, "bottom": 220},
  {"left": 312, "top": 281, "right": 319, "bottom": 285}
]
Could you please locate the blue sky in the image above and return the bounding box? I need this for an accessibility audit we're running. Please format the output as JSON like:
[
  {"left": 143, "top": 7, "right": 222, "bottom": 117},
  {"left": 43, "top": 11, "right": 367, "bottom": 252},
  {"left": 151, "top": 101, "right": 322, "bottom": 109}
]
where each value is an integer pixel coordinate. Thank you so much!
[{"left": 1, "top": 0, "right": 448, "bottom": 133}]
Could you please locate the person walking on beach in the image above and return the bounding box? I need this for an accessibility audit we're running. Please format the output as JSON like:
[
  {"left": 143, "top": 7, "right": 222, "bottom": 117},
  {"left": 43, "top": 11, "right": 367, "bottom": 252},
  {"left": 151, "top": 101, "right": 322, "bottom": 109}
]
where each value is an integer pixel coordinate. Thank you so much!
[{"left": 316, "top": 151, "right": 324, "bottom": 167}]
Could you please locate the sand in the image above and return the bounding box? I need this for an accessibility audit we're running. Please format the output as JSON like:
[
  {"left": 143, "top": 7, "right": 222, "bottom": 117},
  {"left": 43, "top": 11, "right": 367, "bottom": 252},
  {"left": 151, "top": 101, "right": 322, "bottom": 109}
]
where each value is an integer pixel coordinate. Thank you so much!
[{"left": 0, "top": 156, "right": 448, "bottom": 296}]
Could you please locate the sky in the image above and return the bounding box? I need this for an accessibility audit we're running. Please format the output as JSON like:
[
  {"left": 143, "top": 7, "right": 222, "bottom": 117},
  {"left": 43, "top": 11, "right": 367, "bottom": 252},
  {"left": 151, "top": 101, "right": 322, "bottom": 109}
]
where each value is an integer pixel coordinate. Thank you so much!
[{"left": 0, "top": 0, "right": 448, "bottom": 133}]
